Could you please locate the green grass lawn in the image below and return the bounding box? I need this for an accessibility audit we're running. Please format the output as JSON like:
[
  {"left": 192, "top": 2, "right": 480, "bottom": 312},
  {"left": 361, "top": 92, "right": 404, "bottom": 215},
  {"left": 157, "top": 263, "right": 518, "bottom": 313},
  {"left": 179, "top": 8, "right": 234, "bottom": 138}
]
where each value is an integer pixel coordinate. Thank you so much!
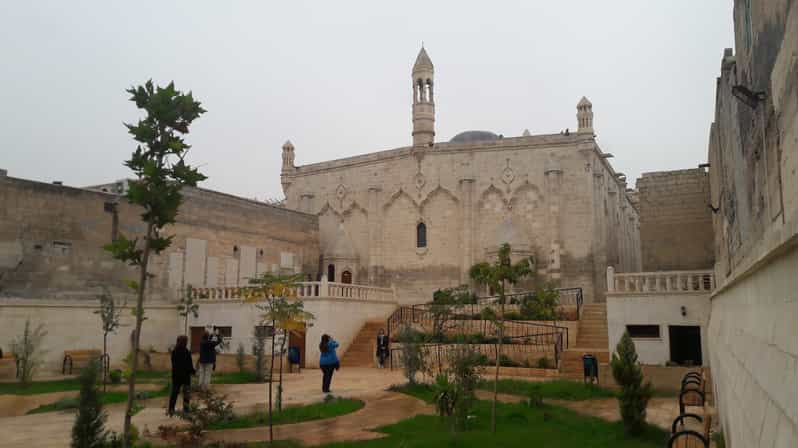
[
  {"left": 26, "top": 384, "right": 172, "bottom": 414},
  {"left": 478, "top": 379, "right": 618, "bottom": 401},
  {"left": 208, "top": 397, "right": 365, "bottom": 430},
  {"left": 221, "top": 399, "right": 667, "bottom": 448}
]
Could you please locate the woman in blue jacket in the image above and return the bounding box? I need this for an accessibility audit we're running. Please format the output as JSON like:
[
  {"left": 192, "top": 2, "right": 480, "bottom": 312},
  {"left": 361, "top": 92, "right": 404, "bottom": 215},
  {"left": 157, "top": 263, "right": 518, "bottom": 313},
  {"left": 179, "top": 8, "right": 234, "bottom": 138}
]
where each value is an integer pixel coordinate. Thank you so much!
[{"left": 318, "top": 334, "right": 339, "bottom": 393}]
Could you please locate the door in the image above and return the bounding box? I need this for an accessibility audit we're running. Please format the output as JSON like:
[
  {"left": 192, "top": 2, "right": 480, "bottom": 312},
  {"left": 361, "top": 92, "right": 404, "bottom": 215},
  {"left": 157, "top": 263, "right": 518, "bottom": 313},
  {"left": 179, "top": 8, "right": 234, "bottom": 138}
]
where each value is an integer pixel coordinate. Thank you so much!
[
  {"left": 288, "top": 325, "right": 307, "bottom": 368},
  {"left": 327, "top": 264, "right": 335, "bottom": 282},
  {"left": 190, "top": 326, "right": 205, "bottom": 353},
  {"left": 668, "top": 325, "right": 702, "bottom": 366},
  {"left": 341, "top": 270, "right": 352, "bottom": 284}
]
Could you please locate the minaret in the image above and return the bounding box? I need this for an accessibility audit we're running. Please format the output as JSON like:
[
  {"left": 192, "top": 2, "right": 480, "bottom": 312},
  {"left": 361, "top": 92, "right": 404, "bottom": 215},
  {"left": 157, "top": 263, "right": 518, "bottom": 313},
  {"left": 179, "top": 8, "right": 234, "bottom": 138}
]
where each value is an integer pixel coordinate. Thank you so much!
[
  {"left": 412, "top": 47, "right": 435, "bottom": 147},
  {"left": 577, "top": 96, "right": 594, "bottom": 134},
  {"left": 281, "top": 140, "right": 295, "bottom": 172}
]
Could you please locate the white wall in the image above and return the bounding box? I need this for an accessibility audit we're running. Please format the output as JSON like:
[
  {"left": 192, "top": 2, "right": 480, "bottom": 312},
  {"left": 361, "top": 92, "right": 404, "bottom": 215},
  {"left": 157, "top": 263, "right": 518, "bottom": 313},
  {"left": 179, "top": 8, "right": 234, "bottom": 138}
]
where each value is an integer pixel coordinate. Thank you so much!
[{"left": 607, "top": 292, "right": 710, "bottom": 365}]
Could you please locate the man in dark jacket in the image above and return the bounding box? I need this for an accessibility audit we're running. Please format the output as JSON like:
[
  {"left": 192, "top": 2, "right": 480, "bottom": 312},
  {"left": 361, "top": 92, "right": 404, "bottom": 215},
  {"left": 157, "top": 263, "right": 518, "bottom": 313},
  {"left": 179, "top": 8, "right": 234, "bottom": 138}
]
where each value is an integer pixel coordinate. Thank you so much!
[
  {"left": 198, "top": 330, "right": 221, "bottom": 389},
  {"left": 169, "top": 335, "right": 195, "bottom": 415}
]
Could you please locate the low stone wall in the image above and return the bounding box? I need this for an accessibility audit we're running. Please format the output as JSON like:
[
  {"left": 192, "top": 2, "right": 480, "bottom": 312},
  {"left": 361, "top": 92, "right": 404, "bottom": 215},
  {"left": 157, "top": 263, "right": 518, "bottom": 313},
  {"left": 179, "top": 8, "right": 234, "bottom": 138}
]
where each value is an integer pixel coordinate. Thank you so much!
[
  {"left": 483, "top": 366, "right": 560, "bottom": 378},
  {"left": 596, "top": 364, "right": 708, "bottom": 393},
  {"left": 393, "top": 343, "right": 556, "bottom": 367}
]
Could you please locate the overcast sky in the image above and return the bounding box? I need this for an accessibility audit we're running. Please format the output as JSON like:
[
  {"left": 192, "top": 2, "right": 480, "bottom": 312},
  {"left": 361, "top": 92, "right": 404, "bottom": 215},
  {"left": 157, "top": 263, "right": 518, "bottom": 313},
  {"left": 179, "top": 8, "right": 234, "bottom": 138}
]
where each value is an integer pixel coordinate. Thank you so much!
[{"left": 1, "top": 1, "right": 733, "bottom": 200}]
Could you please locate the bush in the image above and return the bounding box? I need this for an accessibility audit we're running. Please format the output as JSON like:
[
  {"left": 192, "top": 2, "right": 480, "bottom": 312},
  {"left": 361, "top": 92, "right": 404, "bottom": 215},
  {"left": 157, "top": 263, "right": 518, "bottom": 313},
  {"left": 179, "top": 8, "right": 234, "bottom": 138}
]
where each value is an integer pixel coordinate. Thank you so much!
[
  {"left": 537, "top": 357, "right": 552, "bottom": 369},
  {"left": 432, "top": 345, "right": 483, "bottom": 432},
  {"left": 251, "top": 327, "right": 267, "bottom": 383},
  {"left": 399, "top": 325, "right": 426, "bottom": 384},
  {"left": 71, "top": 360, "right": 107, "bottom": 448},
  {"left": 519, "top": 286, "right": 560, "bottom": 321},
  {"left": 160, "top": 388, "right": 233, "bottom": 447},
  {"left": 10, "top": 320, "right": 47, "bottom": 384},
  {"left": 610, "top": 331, "right": 653, "bottom": 435},
  {"left": 108, "top": 370, "right": 123, "bottom": 385}
]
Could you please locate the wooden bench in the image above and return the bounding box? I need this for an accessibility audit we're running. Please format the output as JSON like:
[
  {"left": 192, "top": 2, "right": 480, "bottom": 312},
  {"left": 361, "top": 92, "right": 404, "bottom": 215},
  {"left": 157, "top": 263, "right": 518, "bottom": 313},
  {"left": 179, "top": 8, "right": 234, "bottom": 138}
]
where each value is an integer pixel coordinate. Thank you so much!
[
  {"left": 669, "top": 369, "right": 714, "bottom": 447},
  {"left": 62, "top": 350, "right": 103, "bottom": 375}
]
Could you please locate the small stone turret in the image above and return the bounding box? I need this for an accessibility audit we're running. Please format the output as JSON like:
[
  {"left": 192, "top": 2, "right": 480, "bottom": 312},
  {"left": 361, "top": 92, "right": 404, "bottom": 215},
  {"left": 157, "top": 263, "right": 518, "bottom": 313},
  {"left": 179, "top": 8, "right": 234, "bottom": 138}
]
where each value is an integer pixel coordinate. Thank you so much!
[
  {"left": 412, "top": 47, "right": 435, "bottom": 147},
  {"left": 577, "top": 96, "right": 594, "bottom": 134},
  {"left": 281, "top": 140, "right": 295, "bottom": 172}
]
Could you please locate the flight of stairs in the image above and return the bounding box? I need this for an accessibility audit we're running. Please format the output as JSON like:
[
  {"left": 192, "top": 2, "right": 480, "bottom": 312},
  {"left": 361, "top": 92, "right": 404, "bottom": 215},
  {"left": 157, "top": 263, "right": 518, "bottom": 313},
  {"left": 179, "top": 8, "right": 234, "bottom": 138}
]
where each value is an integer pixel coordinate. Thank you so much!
[
  {"left": 560, "top": 303, "right": 611, "bottom": 379},
  {"left": 340, "top": 321, "right": 383, "bottom": 367}
]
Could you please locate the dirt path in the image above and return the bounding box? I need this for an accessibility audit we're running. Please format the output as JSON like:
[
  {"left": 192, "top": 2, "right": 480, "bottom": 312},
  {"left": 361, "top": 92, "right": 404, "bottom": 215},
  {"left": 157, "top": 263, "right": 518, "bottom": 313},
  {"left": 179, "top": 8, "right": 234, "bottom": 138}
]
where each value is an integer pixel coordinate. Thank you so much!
[{"left": 204, "top": 390, "right": 434, "bottom": 446}]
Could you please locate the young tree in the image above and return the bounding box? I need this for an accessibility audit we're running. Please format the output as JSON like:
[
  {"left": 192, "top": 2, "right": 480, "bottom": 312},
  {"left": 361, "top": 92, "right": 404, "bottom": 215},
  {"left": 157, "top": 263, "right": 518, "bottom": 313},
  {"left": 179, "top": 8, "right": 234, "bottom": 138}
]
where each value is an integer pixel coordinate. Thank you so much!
[
  {"left": 399, "top": 324, "right": 426, "bottom": 384},
  {"left": 611, "top": 331, "right": 653, "bottom": 435},
  {"left": 71, "top": 360, "right": 107, "bottom": 448},
  {"left": 251, "top": 326, "right": 268, "bottom": 383},
  {"left": 10, "top": 320, "right": 47, "bottom": 385},
  {"left": 469, "top": 243, "right": 532, "bottom": 433},
  {"left": 104, "top": 80, "right": 206, "bottom": 447},
  {"left": 176, "top": 287, "right": 199, "bottom": 335},
  {"left": 244, "top": 273, "right": 313, "bottom": 444},
  {"left": 94, "top": 291, "right": 123, "bottom": 392}
]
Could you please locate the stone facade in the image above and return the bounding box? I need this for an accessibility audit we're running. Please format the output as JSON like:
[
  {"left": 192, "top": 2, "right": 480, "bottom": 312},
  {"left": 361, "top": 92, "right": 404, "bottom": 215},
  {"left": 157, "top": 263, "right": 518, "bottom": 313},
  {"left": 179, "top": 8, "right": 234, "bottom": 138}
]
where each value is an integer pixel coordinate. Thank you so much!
[
  {"left": 0, "top": 174, "right": 320, "bottom": 301},
  {"left": 706, "top": 1, "right": 798, "bottom": 446},
  {"left": 636, "top": 169, "right": 715, "bottom": 271},
  {"left": 280, "top": 48, "right": 641, "bottom": 304}
]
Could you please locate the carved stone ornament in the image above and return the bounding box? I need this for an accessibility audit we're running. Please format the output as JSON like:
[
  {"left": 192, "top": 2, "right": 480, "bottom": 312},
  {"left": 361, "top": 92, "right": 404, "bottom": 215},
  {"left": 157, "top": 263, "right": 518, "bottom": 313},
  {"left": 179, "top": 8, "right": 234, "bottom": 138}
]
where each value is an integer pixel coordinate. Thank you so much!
[{"left": 335, "top": 184, "right": 347, "bottom": 200}]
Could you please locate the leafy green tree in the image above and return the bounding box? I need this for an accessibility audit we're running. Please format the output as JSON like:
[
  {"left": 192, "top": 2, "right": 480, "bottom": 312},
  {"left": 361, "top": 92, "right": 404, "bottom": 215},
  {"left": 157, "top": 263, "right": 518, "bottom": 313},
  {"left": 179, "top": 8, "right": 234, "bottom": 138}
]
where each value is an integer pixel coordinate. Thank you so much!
[
  {"left": 94, "top": 291, "right": 123, "bottom": 392},
  {"left": 469, "top": 243, "right": 532, "bottom": 433},
  {"left": 176, "top": 287, "right": 199, "bottom": 335},
  {"left": 399, "top": 324, "right": 426, "bottom": 384},
  {"left": 610, "top": 331, "right": 653, "bottom": 435},
  {"left": 104, "top": 80, "right": 206, "bottom": 447},
  {"left": 10, "top": 319, "right": 47, "bottom": 384},
  {"left": 244, "top": 273, "right": 313, "bottom": 444},
  {"left": 235, "top": 342, "right": 247, "bottom": 374},
  {"left": 71, "top": 361, "right": 107, "bottom": 448}
]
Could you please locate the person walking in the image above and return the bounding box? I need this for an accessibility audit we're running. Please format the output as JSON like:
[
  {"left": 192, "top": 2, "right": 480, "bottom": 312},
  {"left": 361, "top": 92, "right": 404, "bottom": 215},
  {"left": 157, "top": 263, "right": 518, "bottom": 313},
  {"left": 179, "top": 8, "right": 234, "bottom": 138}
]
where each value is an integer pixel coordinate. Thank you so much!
[
  {"left": 168, "top": 335, "right": 195, "bottom": 416},
  {"left": 319, "top": 334, "right": 339, "bottom": 393},
  {"left": 198, "top": 330, "right": 221, "bottom": 389},
  {"left": 376, "top": 328, "right": 389, "bottom": 368}
]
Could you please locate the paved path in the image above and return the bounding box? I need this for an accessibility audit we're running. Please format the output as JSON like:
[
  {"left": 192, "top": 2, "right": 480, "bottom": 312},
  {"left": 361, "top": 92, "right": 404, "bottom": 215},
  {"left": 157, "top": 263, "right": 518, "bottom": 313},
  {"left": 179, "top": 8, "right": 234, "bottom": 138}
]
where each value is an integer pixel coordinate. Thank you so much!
[{"left": 0, "top": 368, "right": 404, "bottom": 448}]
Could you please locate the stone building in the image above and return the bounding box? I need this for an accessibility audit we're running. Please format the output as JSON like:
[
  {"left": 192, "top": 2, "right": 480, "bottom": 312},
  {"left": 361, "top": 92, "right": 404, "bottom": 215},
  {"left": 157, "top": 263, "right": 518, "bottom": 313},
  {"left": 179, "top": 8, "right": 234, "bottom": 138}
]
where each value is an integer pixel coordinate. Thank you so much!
[
  {"left": 280, "top": 48, "right": 642, "bottom": 304},
  {"left": 706, "top": 0, "right": 798, "bottom": 445},
  {"left": 635, "top": 169, "right": 715, "bottom": 271}
]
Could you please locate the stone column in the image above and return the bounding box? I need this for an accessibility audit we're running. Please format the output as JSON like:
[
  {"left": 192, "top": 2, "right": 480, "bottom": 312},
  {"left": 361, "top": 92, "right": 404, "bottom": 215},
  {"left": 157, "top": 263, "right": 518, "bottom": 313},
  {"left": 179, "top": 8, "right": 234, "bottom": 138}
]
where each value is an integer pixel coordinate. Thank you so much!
[
  {"left": 459, "top": 177, "right": 475, "bottom": 284},
  {"left": 544, "top": 159, "right": 563, "bottom": 280},
  {"left": 367, "top": 185, "right": 383, "bottom": 284}
]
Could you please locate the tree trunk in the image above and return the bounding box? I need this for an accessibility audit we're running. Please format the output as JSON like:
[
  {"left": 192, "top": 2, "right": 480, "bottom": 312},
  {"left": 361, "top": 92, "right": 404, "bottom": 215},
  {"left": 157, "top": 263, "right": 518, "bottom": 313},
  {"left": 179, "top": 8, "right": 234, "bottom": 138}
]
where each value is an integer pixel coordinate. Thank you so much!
[
  {"left": 103, "top": 333, "right": 108, "bottom": 393},
  {"left": 278, "top": 329, "right": 286, "bottom": 412},
  {"left": 268, "top": 319, "right": 276, "bottom": 443},
  {"left": 492, "top": 282, "right": 505, "bottom": 434},
  {"left": 123, "top": 222, "right": 154, "bottom": 448}
]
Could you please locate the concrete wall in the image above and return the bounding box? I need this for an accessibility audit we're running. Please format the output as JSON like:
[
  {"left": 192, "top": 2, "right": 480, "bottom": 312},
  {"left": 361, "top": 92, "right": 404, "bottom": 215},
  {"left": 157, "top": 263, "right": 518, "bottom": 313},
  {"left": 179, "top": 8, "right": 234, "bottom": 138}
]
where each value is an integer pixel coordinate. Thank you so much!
[
  {"left": 282, "top": 133, "right": 641, "bottom": 304},
  {"left": 0, "top": 176, "right": 320, "bottom": 301},
  {"left": 636, "top": 169, "right": 715, "bottom": 271},
  {"left": 607, "top": 292, "right": 710, "bottom": 366},
  {"left": 706, "top": 1, "right": 798, "bottom": 446}
]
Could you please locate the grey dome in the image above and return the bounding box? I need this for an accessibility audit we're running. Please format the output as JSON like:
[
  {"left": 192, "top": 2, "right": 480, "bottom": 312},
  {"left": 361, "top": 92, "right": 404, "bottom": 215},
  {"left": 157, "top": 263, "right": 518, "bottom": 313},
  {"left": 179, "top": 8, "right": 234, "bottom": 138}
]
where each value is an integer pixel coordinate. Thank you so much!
[{"left": 450, "top": 130, "right": 500, "bottom": 144}]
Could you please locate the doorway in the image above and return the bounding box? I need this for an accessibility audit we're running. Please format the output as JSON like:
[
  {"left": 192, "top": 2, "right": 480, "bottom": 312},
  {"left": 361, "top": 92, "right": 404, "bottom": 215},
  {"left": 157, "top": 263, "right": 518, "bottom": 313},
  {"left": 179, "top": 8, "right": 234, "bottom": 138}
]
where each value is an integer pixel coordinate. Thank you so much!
[
  {"left": 189, "top": 326, "right": 205, "bottom": 353},
  {"left": 668, "top": 325, "right": 702, "bottom": 366},
  {"left": 288, "top": 325, "right": 307, "bottom": 368},
  {"left": 327, "top": 264, "right": 335, "bottom": 282},
  {"left": 341, "top": 270, "right": 352, "bottom": 284}
]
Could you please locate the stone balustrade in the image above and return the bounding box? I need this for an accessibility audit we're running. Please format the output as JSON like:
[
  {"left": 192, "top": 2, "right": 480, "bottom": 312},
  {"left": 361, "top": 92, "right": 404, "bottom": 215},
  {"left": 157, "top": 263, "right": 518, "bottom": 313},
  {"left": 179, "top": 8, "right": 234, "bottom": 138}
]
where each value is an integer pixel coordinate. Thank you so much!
[
  {"left": 184, "top": 277, "right": 397, "bottom": 303},
  {"left": 606, "top": 266, "right": 714, "bottom": 293}
]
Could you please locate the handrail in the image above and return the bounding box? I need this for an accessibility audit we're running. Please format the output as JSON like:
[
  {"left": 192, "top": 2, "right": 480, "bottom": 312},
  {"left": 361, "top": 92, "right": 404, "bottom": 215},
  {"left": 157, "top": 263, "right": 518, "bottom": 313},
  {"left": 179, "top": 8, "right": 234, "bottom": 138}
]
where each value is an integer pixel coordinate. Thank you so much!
[
  {"left": 184, "top": 280, "right": 396, "bottom": 303},
  {"left": 606, "top": 266, "right": 714, "bottom": 294}
]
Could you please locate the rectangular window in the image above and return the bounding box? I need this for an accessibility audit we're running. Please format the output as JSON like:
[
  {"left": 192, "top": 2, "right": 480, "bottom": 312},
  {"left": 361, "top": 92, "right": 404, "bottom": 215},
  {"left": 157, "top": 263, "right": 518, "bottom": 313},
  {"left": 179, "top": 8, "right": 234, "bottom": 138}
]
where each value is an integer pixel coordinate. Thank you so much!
[
  {"left": 212, "top": 326, "right": 232, "bottom": 338},
  {"left": 626, "top": 325, "right": 660, "bottom": 339},
  {"left": 255, "top": 325, "right": 275, "bottom": 338}
]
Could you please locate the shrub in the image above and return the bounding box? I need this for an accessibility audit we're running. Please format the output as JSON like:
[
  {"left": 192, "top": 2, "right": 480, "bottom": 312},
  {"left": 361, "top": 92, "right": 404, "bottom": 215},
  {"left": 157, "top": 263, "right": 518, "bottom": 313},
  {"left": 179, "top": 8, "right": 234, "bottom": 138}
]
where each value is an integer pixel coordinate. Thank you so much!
[
  {"left": 537, "top": 357, "right": 552, "bottom": 369},
  {"left": 235, "top": 343, "right": 246, "bottom": 373},
  {"left": 161, "top": 388, "right": 233, "bottom": 447},
  {"left": 71, "top": 360, "right": 107, "bottom": 448},
  {"left": 399, "top": 325, "right": 426, "bottom": 384},
  {"left": 10, "top": 320, "right": 47, "bottom": 384},
  {"left": 610, "top": 331, "right": 653, "bottom": 435},
  {"left": 433, "top": 345, "right": 483, "bottom": 432},
  {"left": 252, "top": 327, "right": 267, "bottom": 383},
  {"left": 108, "top": 369, "right": 123, "bottom": 385},
  {"left": 519, "top": 286, "right": 560, "bottom": 321}
]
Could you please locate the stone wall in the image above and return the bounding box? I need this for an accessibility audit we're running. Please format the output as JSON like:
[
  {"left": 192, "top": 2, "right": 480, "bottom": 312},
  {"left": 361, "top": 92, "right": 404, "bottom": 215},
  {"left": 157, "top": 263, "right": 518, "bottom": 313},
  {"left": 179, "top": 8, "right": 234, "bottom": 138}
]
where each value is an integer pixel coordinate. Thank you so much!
[
  {"left": 707, "top": 1, "right": 798, "bottom": 446},
  {"left": 636, "top": 169, "right": 715, "bottom": 271},
  {"left": 282, "top": 133, "right": 641, "bottom": 304},
  {"left": 0, "top": 175, "right": 320, "bottom": 301}
]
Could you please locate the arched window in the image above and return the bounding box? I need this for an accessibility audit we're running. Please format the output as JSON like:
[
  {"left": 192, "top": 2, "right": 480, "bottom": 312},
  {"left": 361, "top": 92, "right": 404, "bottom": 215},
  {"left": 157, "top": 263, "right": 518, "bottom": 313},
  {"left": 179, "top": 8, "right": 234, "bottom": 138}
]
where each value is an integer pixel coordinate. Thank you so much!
[
  {"left": 416, "top": 222, "right": 427, "bottom": 248},
  {"left": 341, "top": 271, "right": 352, "bottom": 284},
  {"left": 327, "top": 264, "right": 335, "bottom": 282}
]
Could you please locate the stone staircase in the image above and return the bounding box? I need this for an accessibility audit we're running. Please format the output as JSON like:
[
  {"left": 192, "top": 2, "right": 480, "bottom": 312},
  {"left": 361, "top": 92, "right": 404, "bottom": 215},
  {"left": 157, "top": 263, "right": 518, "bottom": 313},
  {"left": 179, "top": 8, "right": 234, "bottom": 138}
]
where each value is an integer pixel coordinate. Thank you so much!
[
  {"left": 560, "top": 303, "right": 611, "bottom": 379},
  {"left": 340, "top": 321, "right": 383, "bottom": 367}
]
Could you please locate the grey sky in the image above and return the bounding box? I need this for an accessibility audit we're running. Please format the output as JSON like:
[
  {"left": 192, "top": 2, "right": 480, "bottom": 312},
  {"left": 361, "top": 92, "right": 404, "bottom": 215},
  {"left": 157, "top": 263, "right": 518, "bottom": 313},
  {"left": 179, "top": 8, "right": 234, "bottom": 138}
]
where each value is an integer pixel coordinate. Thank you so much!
[{"left": 1, "top": 1, "right": 733, "bottom": 200}]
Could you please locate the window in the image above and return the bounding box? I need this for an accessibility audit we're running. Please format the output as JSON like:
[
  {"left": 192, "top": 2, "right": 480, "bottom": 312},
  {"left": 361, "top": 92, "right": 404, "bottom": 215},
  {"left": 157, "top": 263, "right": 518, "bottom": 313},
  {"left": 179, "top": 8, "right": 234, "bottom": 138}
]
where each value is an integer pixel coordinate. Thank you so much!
[
  {"left": 212, "top": 326, "right": 232, "bottom": 339},
  {"left": 416, "top": 222, "right": 427, "bottom": 248},
  {"left": 327, "top": 264, "right": 335, "bottom": 282},
  {"left": 626, "top": 325, "right": 660, "bottom": 339},
  {"left": 254, "top": 325, "right": 275, "bottom": 338},
  {"left": 341, "top": 271, "right": 352, "bottom": 284}
]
